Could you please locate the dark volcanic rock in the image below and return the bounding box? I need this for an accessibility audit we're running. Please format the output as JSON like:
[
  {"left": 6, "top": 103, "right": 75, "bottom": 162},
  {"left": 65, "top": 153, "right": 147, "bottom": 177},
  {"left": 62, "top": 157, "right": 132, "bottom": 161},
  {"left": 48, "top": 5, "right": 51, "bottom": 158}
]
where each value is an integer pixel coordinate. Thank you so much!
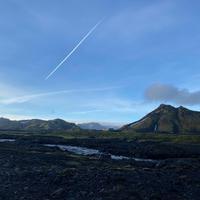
[{"left": 1, "top": 136, "right": 200, "bottom": 200}]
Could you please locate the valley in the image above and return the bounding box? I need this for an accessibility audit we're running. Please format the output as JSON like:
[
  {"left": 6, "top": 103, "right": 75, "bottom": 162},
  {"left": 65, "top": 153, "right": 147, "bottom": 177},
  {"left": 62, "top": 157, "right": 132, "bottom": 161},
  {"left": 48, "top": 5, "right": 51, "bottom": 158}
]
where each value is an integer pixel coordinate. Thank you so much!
[{"left": 1, "top": 105, "right": 200, "bottom": 199}]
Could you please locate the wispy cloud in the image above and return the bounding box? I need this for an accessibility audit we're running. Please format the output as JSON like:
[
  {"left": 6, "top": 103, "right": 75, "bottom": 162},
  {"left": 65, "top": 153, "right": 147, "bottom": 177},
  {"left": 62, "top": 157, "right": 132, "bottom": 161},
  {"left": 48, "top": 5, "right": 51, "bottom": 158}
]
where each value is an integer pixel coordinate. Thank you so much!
[{"left": 0, "top": 86, "right": 121, "bottom": 105}]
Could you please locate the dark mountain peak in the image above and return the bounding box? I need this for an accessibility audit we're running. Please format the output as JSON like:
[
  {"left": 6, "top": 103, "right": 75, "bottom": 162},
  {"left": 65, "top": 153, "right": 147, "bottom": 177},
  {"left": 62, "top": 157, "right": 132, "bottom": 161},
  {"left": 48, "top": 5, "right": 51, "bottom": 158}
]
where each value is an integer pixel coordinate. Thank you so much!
[
  {"left": 155, "top": 104, "right": 192, "bottom": 114},
  {"left": 177, "top": 106, "right": 190, "bottom": 111},
  {"left": 49, "top": 118, "right": 64, "bottom": 121},
  {"left": 158, "top": 104, "right": 175, "bottom": 109},
  {"left": 151, "top": 104, "right": 177, "bottom": 116},
  {"left": 48, "top": 118, "right": 67, "bottom": 124},
  {"left": 157, "top": 104, "right": 189, "bottom": 111},
  {"left": 156, "top": 104, "right": 176, "bottom": 111}
]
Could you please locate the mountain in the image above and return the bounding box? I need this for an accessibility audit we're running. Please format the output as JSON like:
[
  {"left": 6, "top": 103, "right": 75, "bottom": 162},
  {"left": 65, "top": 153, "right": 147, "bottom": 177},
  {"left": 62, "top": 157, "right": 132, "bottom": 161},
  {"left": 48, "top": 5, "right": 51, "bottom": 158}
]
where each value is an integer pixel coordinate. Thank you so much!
[
  {"left": 78, "top": 122, "right": 109, "bottom": 130},
  {"left": 0, "top": 118, "right": 79, "bottom": 132},
  {"left": 122, "top": 104, "right": 200, "bottom": 134}
]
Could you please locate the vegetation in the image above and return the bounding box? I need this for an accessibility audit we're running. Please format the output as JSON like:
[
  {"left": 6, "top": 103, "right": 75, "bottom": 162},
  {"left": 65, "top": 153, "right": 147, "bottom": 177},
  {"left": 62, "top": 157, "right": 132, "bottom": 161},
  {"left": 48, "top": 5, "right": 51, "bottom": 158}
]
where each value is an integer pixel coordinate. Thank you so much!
[
  {"left": 2, "top": 129, "right": 200, "bottom": 144},
  {"left": 48, "top": 131, "right": 200, "bottom": 143}
]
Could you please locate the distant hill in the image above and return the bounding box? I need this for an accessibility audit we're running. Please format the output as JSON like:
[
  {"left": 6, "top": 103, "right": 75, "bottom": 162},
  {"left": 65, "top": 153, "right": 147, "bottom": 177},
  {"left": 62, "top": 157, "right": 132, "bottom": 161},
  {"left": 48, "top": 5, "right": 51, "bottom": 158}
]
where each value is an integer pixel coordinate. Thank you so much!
[
  {"left": 121, "top": 104, "right": 200, "bottom": 134},
  {"left": 78, "top": 122, "right": 121, "bottom": 130},
  {"left": 0, "top": 118, "right": 79, "bottom": 132},
  {"left": 77, "top": 122, "right": 109, "bottom": 130}
]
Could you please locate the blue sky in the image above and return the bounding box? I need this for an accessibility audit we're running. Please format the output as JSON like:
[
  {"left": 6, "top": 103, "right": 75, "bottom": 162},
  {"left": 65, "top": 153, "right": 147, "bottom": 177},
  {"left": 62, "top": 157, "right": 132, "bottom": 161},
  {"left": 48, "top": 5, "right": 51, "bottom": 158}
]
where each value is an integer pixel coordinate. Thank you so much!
[{"left": 0, "top": 0, "right": 200, "bottom": 125}]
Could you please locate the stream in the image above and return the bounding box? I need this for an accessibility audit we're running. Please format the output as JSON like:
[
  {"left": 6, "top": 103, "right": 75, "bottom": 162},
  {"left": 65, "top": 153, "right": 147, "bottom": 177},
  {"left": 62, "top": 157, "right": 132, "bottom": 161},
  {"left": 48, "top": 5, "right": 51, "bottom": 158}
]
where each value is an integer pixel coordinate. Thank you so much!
[
  {"left": 0, "top": 139, "right": 157, "bottom": 162},
  {"left": 44, "top": 144, "right": 157, "bottom": 162}
]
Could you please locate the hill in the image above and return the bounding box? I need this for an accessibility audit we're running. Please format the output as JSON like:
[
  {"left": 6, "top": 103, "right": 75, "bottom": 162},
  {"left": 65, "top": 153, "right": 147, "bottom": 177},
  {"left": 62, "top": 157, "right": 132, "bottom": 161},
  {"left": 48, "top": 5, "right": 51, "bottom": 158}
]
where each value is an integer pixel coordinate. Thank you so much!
[{"left": 78, "top": 122, "right": 114, "bottom": 130}]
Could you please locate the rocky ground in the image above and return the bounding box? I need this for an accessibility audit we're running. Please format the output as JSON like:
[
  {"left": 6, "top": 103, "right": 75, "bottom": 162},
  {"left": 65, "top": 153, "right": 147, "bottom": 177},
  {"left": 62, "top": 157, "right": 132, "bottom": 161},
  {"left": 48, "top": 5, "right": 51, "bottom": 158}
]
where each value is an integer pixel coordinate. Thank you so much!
[{"left": 0, "top": 135, "right": 200, "bottom": 200}]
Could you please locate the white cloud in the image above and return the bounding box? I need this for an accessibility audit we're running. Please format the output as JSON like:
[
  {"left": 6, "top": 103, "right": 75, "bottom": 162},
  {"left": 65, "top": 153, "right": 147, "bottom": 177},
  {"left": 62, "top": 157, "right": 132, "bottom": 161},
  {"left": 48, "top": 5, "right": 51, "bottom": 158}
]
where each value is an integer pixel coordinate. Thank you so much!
[{"left": 145, "top": 83, "right": 200, "bottom": 105}]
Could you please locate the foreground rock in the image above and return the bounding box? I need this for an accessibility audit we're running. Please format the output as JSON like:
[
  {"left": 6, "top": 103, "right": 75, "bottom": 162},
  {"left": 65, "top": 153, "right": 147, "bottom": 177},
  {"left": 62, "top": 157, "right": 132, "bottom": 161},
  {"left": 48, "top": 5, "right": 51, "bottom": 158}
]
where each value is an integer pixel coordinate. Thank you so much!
[{"left": 0, "top": 135, "right": 200, "bottom": 199}]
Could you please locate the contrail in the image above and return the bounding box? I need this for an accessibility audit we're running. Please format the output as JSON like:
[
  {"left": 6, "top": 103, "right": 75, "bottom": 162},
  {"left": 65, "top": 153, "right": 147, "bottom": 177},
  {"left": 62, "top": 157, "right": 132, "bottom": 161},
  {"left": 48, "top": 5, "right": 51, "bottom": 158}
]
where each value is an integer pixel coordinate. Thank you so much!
[{"left": 45, "top": 19, "right": 104, "bottom": 80}]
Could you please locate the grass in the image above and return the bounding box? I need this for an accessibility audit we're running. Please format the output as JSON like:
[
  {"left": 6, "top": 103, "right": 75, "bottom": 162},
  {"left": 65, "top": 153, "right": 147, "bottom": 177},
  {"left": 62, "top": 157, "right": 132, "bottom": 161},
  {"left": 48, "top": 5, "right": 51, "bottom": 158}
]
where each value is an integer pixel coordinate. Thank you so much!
[
  {"left": 1, "top": 129, "right": 200, "bottom": 144},
  {"left": 47, "top": 130, "right": 200, "bottom": 144}
]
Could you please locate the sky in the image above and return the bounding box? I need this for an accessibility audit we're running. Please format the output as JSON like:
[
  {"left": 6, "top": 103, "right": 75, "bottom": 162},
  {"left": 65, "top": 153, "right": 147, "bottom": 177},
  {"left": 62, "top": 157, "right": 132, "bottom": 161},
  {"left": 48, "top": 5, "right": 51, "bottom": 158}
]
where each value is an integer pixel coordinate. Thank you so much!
[{"left": 0, "top": 0, "right": 200, "bottom": 125}]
